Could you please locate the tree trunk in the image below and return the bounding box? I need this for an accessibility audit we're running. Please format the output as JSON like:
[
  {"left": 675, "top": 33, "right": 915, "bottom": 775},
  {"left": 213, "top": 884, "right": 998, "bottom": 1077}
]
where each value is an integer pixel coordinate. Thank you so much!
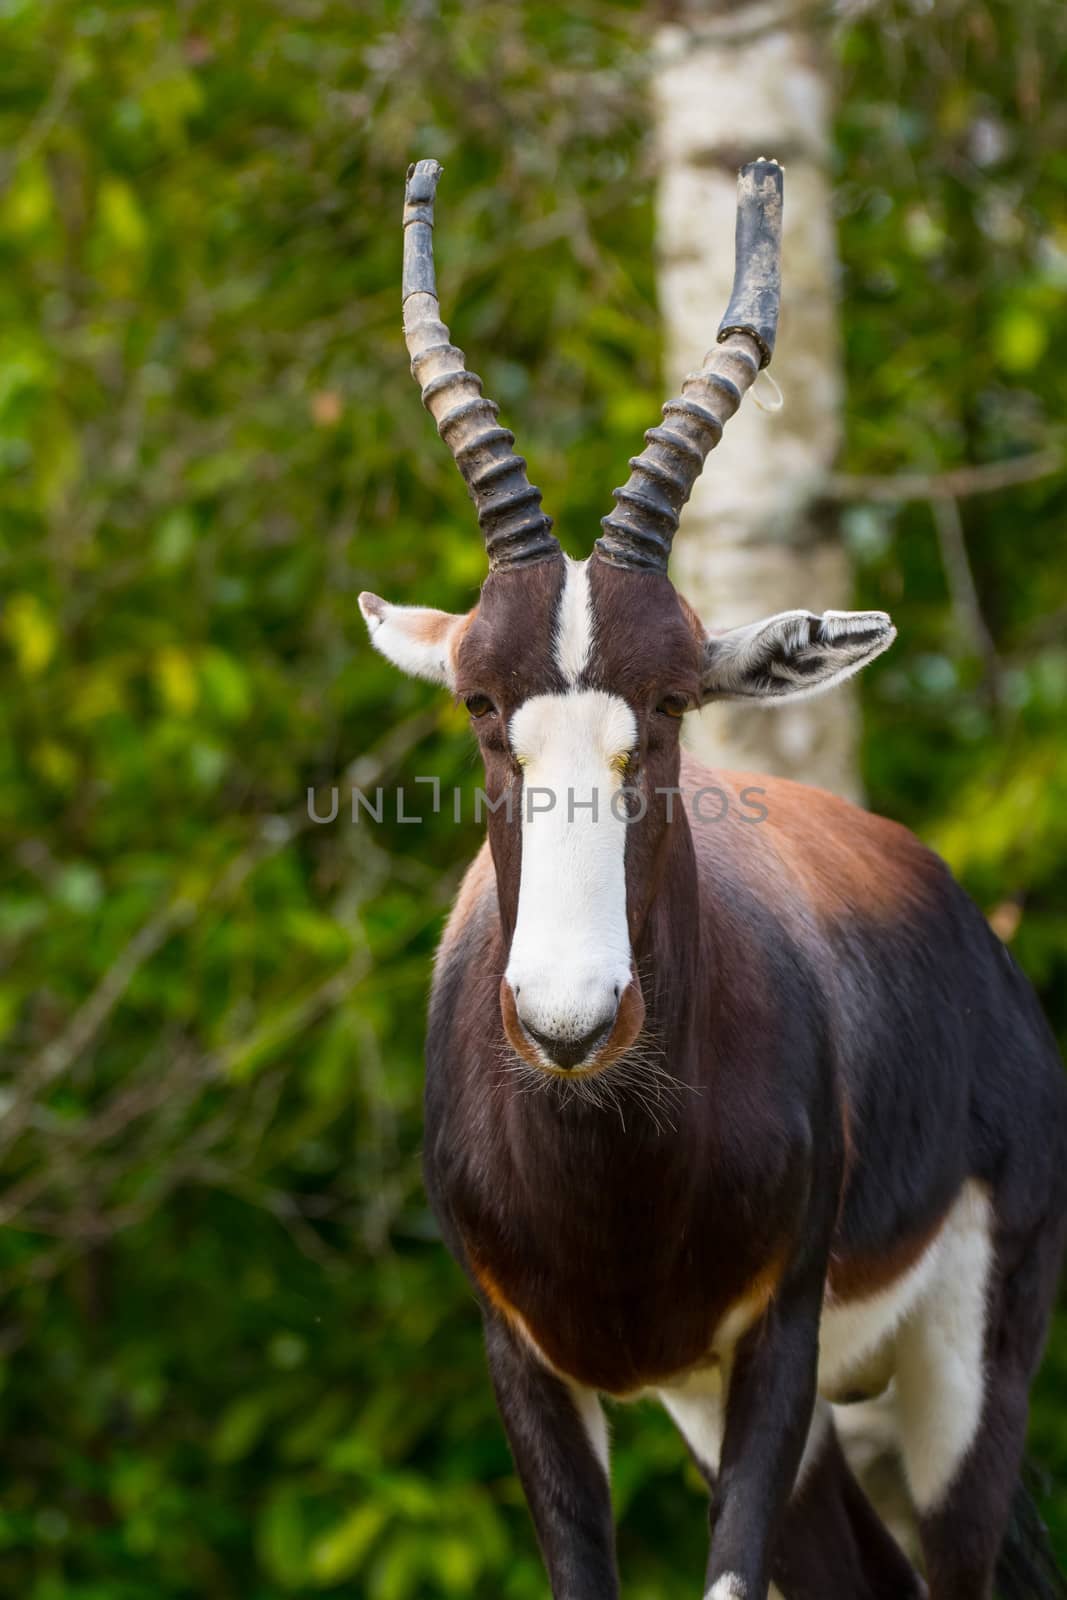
[
  {"left": 652, "top": 0, "right": 923, "bottom": 1560},
  {"left": 653, "top": 0, "right": 861, "bottom": 800}
]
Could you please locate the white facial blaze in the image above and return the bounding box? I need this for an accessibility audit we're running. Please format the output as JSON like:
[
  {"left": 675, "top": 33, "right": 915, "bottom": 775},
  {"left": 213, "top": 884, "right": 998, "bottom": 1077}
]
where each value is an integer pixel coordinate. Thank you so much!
[
  {"left": 504, "top": 558, "right": 634, "bottom": 1052},
  {"left": 506, "top": 688, "right": 636, "bottom": 1047},
  {"left": 554, "top": 556, "right": 594, "bottom": 682}
]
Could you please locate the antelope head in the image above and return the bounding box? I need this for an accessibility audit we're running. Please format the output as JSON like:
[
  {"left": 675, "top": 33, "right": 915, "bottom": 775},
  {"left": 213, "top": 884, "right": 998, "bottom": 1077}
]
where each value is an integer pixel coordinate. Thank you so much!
[{"left": 361, "top": 159, "right": 895, "bottom": 1077}]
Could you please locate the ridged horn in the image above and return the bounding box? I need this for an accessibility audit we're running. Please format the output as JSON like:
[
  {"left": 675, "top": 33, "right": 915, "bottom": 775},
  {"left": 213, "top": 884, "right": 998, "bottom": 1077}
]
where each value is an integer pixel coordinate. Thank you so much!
[
  {"left": 595, "top": 158, "right": 784, "bottom": 575},
  {"left": 402, "top": 159, "right": 560, "bottom": 571}
]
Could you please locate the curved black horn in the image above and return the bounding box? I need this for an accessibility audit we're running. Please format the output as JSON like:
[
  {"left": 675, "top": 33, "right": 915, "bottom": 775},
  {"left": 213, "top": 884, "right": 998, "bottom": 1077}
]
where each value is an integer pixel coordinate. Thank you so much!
[
  {"left": 402, "top": 160, "right": 560, "bottom": 571},
  {"left": 595, "top": 158, "right": 784, "bottom": 575}
]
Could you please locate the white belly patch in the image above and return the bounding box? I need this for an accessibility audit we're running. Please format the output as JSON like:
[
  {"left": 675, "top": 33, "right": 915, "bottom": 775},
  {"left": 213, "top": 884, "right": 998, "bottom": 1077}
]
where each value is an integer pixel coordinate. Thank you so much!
[
  {"left": 818, "top": 1232, "right": 944, "bottom": 1395},
  {"left": 655, "top": 1182, "right": 993, "bottom": 1517},
  {"left": 820, "top": 1179, "right": 994, "bottom": 1510},
  {"left": 817, "top": 1181, "right": 991, "bottom": 1395}
]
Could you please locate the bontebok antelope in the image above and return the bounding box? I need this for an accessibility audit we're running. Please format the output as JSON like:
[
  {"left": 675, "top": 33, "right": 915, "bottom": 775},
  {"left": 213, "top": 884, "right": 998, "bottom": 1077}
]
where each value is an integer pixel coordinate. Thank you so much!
[{"left": 360, "top": 158, "right": 1067, "bottom": 1600}]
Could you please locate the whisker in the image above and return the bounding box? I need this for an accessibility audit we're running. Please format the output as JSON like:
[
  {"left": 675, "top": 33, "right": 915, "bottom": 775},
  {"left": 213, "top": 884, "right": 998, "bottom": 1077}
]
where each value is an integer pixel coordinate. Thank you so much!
[{"left": 486, "top": 1021, "right": 697, "bottom": 1136}]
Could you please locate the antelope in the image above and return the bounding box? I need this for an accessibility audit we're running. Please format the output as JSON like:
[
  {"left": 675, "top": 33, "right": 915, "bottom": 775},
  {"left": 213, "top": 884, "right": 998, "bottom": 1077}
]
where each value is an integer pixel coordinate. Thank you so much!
[{"left": 359, "top": 157, "right": 1067, "bottom": 1600}]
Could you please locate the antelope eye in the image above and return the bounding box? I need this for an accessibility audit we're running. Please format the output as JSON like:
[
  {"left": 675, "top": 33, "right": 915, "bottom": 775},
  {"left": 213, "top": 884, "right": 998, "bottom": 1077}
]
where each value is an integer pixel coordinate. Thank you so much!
[
  {"left": 657, "top": 694, "right": 689, "bottom": 719},
  {"left": 465, "top": 693, "right": 496, "bottom": 720}
]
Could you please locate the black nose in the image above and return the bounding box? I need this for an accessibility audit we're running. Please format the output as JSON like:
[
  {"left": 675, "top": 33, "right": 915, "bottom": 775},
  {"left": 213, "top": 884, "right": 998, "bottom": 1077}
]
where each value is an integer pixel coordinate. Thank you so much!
[{"left": 524, "top": 1021, "right": 612, "bottom": 1070}]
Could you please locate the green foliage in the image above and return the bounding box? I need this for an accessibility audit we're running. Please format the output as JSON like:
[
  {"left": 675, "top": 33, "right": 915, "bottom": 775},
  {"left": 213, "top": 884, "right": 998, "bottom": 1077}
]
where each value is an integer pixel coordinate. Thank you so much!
[
  {"left": 837, "top": 5, "right": 1067, "bottom": 1053},
  {"left": 0, "top": 0, "right": 1064, "bottom": 1594}
]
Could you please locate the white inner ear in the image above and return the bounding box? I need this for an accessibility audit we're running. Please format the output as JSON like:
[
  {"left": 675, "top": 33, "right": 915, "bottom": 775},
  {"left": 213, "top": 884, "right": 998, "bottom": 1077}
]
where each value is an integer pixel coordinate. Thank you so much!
[
  {"left": 701, "top": 608, "right": 896, "bottom": 704},
  {"left": 359, "top": 593, "right": 465, "bottom": 687}
]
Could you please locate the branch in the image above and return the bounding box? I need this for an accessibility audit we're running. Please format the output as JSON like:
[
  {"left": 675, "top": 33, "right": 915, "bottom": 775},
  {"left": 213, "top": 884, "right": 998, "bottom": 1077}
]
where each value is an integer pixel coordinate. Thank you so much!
[
  {"left": 0, "top": 64, "right": 73, "bottom": 194},
  {"left": 930, "top": 495, "right": 1003, "bottom": 713},
  {"left": 828, "top": 448, "right": 1063, "bottom": 504},
  {"left": 3, "top": 706, "right": 439, "bottom": 1152},
  {"left": 0, "top": 900, "right": 195, "bottom": 1158},
  {"left": 658, "top": 0, "right": 831, "bottom": 53}
]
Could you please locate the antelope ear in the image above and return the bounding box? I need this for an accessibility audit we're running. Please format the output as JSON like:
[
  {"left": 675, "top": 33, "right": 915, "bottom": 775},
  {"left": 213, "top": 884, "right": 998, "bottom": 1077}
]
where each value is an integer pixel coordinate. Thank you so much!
[
  {"left": 359, "top": 592, "right": 470, "bottom": 687},
  {"left": 700, "top": 608, "right": 896, "bottom": 703}
]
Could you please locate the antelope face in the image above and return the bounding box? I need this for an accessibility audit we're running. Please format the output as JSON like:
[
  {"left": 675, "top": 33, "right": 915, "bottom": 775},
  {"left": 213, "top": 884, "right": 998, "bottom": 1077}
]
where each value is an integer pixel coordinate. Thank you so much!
[
  {"left": 361, "top": 555, "right": 893, "bottom": 1075},
  {"left": 361, "top": 156, "right": 894, "bottom": 1078},
  {"left": 362, "top": 555, "right": 698, "bottom": 1073}
]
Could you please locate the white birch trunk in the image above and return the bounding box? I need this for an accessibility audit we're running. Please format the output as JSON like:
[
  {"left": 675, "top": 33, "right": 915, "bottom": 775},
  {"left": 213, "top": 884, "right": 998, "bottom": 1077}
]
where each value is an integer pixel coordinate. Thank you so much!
[
  {"left": 654, "top": 10, "right": 918, "bottom": 1548},
  {"left": 654, "top": 1, "right": 861, "bottom": 800}
]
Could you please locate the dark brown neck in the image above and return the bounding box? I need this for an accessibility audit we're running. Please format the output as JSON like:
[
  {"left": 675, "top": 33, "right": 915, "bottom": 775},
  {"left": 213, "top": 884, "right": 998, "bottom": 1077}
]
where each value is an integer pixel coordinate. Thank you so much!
[{"left": 632, "top": 806, "right": 706, "bottom": 1082}]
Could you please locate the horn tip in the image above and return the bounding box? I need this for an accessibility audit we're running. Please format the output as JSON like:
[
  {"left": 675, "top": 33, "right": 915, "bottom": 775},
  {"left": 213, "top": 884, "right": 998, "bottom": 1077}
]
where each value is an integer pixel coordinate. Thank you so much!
[
  {"left": 405, "top": 159, "right": 444, "bottom": 205},
  {"left": 739, "top": 155, "right": 785, "bottom": 185}
]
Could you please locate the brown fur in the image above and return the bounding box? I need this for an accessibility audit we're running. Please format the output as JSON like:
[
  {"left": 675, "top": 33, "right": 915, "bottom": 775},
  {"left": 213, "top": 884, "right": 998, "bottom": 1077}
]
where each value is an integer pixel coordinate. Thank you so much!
[
  {"left": 827, "top": 1208, "right": 947, "bottom": 1302},
  {"left": 408, "top": 551, "right": 1066, "bottom": 1600},
  {"left": 437, "top": 747, "right": 958, "bottom": 1341}
]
